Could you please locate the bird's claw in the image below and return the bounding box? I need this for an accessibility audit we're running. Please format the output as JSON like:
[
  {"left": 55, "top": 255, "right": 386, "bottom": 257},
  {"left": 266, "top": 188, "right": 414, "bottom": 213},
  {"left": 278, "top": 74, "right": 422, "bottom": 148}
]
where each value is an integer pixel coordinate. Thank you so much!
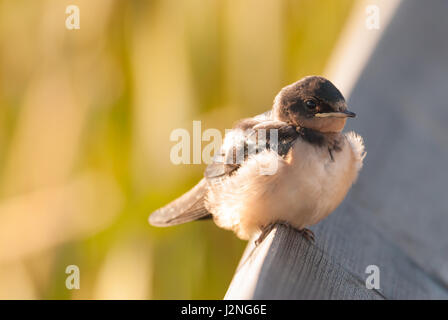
[
  {"left": 299, "top": 228, "right": 315, "bottom": 243},
  {"left": 276, "top": 221, "right": 315, "bottom": 243},
  {"left": 255, "top": 222, "right": 276, "bottom": 246},
  {"left": 255, "top": 222, "right": 315, "bottom": 246}
]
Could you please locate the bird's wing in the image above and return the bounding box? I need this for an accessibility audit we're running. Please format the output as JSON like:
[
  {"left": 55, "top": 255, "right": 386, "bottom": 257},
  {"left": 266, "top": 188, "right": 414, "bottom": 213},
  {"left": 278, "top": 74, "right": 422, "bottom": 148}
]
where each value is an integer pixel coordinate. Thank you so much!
[
  {"left": 149, "top": 178, "right": 211, "bottom": 227},
  {"left": 252, "top": 121, "right": 300, "bottom": 157},
  {"left": 204, "top": 118, "right": 299, "bottom": 179},
  {"left": 149, "top": 113, "right": 299, "bottom": 227}
]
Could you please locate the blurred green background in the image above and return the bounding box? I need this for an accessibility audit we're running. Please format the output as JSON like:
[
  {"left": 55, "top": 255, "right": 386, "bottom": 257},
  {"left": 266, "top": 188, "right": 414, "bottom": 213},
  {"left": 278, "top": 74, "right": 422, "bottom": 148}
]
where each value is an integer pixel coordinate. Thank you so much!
[{"left": 0, "top": 0, "right": 353, "bottom": 299}]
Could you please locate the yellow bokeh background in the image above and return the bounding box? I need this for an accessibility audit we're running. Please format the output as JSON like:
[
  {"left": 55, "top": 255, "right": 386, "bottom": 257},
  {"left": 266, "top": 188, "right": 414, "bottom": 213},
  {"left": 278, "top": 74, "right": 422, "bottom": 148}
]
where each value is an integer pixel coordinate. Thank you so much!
[{"left": 0, "top": 0, "right": 353, "bottom": 299}]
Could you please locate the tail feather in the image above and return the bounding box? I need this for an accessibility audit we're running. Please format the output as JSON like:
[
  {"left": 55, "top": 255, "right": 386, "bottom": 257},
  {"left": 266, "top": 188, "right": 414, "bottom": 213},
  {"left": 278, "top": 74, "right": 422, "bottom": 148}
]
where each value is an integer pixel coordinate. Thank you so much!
[{"left": 149, "top": 178, "right": 211, "bottom": 227}]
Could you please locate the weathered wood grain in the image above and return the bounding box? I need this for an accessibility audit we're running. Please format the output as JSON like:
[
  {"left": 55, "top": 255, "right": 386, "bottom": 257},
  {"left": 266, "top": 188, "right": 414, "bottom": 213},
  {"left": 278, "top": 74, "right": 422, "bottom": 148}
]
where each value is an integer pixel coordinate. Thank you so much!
[{"left": 225, "top": 0, "right": 448, "bottom": 299}]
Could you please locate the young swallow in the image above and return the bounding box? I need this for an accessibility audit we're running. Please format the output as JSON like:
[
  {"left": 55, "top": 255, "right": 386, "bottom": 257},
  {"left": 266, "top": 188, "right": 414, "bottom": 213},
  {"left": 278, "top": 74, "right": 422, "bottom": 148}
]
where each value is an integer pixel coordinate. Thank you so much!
[{"left": 149, "top": 76, "right": 365, "bottom": 244}]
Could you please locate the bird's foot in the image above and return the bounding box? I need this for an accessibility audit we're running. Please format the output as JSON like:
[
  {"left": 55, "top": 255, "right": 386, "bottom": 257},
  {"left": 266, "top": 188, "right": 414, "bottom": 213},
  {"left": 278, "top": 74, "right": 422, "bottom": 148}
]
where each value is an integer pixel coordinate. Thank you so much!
[
  {"left": 255, "top": 222, "right": 276, "bottom": 246},
  {"left": 255, "top": 222, "right": 315, "bottom": 246},
  {"left": 278, "top": 222, "right": 315, "bottom": 243},
  {"left": 255, "top": 221, "right": 315, "bottom": 245},
  {"left": 299, "top": 228, "right": 315, "bottom": 243}
]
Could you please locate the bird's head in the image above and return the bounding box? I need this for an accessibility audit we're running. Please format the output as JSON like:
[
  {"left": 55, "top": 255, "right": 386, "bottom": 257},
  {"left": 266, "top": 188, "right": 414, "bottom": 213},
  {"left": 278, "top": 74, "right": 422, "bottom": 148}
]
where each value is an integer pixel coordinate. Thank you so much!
[{"left": 273, "top": 76, "right": 355, "bottom": 133}]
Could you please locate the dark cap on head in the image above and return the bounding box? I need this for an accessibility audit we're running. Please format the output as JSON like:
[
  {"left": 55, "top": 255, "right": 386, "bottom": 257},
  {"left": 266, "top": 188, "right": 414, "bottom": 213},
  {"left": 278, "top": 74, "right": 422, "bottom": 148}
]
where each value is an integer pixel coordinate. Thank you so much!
[{"left": 273, "top": 76, "right": 356, "bottom": 133}]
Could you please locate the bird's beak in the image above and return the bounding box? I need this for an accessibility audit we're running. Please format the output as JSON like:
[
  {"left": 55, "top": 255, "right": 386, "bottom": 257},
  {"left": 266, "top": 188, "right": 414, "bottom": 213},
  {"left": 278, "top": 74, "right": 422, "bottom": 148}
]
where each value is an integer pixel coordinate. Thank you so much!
[{"left": 314, "top": 110, "right": 356, "bottom": 118}]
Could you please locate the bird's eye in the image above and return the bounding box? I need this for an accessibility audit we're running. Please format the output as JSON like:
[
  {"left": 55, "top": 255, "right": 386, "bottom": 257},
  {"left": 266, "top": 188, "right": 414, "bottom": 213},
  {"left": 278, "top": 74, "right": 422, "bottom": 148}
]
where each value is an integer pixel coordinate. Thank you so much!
[{"left": 305, "top": 100, "right": 317, "bottom": 109}]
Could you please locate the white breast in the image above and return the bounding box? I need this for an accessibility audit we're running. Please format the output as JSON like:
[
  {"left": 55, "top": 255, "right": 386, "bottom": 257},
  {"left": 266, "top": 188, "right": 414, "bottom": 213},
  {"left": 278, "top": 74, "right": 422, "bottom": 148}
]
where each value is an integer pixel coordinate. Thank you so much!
[{"left": 206, "top": 131, "right": 365, "bottom": 240}]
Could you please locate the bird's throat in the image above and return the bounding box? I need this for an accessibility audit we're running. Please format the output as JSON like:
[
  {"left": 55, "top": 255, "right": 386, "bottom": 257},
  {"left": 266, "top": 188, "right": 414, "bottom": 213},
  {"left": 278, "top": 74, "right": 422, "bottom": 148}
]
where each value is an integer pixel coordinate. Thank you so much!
[{"left": 297, "top": 127, "right": 343, "bottom": 151}]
